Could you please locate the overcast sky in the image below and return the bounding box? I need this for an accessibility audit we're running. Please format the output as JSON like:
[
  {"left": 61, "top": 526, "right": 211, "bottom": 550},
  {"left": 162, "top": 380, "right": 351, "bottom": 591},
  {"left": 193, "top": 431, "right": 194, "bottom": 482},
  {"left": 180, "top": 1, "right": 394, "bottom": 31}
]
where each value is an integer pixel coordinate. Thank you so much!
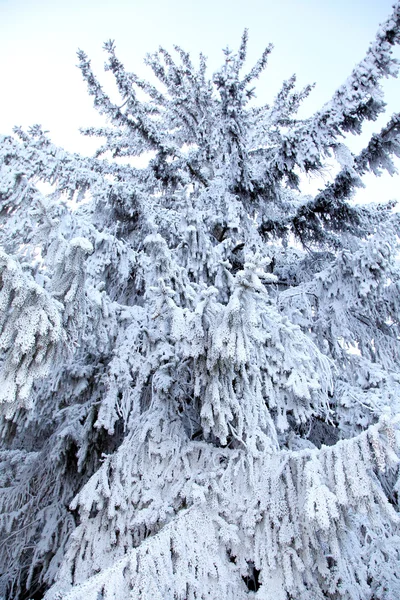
[{"left": 1, "top": 0, "right": 399, "bottom": 203}]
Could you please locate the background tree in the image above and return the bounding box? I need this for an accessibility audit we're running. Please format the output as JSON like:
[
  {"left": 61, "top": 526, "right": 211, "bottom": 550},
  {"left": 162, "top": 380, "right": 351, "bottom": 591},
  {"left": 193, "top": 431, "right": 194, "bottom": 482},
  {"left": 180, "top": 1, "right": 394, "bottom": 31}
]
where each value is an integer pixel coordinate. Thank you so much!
[{"left": 1, "top": 4, "right": 400, "bottom": 599}]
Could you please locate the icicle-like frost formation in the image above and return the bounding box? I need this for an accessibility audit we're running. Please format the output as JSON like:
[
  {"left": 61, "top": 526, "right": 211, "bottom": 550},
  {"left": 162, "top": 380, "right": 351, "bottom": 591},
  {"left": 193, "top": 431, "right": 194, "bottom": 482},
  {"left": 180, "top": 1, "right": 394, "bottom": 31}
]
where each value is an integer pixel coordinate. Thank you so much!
[
  {"left": 44, "top": 418, "right": 399, "bottom": 600},
  {"left": 49, "top": 236, "right": 94, "bottom": 342},
  {"left": 0, "top": 251, "right": 64, "bottom": 415}
]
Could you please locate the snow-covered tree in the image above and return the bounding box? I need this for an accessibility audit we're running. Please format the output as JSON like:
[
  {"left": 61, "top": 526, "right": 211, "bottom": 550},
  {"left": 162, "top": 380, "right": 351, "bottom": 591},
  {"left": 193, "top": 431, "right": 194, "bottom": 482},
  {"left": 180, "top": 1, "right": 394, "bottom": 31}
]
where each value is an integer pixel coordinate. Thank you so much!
[{"left": 1, "top": 4, "right": 400, "bottom": 599}]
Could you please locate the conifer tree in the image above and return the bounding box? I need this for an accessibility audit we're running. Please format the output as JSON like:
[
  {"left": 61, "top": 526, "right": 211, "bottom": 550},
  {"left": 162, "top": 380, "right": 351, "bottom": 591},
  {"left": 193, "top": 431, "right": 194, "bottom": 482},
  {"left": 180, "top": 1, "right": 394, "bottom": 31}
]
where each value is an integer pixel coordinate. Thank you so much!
[{"left": 1, "top": 4, "right": 400, "bottom": 599}]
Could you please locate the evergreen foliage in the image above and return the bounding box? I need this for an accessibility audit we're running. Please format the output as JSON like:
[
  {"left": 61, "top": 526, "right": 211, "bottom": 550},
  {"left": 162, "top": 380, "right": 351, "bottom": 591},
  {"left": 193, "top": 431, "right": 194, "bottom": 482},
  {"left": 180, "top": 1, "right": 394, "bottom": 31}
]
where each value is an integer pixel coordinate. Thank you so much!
[{"left": 1, "top": 4, "right": 400, "bottom": 599}]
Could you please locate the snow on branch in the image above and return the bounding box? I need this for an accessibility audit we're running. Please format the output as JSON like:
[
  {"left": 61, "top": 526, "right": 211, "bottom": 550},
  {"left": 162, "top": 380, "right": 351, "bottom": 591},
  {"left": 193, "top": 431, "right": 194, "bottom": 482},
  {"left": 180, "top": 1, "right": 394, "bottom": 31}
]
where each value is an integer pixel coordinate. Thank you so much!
[
  {"left": 273, "top": 1, "right": 400, "bottom": 177},
  {"left": 45, "top": 417, "right": 398, "bottom": 600},
  {"left": 0, "top": 251, "right": 64, "bottom": 416},
  {"left": 355, "top": 111, "right": 400, "bottom": 176}
]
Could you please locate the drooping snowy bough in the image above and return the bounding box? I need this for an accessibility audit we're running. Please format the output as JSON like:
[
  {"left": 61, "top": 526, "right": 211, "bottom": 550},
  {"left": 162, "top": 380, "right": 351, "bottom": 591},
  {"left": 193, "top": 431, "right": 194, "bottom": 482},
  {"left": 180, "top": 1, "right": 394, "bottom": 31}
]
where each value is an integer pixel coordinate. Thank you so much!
[{"left": 1, "top": 4, "right": 400, "bottom": 600}]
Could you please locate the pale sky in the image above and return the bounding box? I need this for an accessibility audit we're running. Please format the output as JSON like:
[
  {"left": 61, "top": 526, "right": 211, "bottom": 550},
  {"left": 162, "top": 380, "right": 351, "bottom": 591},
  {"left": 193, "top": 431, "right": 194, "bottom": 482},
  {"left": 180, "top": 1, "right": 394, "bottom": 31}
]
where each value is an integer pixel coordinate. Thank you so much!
[{"left": 1, "top": 0, "right": 399, "bottom": 204}]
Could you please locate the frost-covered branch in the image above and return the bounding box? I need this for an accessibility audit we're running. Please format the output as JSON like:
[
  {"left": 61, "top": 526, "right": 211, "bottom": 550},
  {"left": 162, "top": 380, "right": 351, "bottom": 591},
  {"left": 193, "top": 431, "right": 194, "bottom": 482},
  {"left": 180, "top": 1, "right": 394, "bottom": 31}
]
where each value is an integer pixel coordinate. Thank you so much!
[{"left": 0, "top": 252, "right": 64, "bottom": 416}]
